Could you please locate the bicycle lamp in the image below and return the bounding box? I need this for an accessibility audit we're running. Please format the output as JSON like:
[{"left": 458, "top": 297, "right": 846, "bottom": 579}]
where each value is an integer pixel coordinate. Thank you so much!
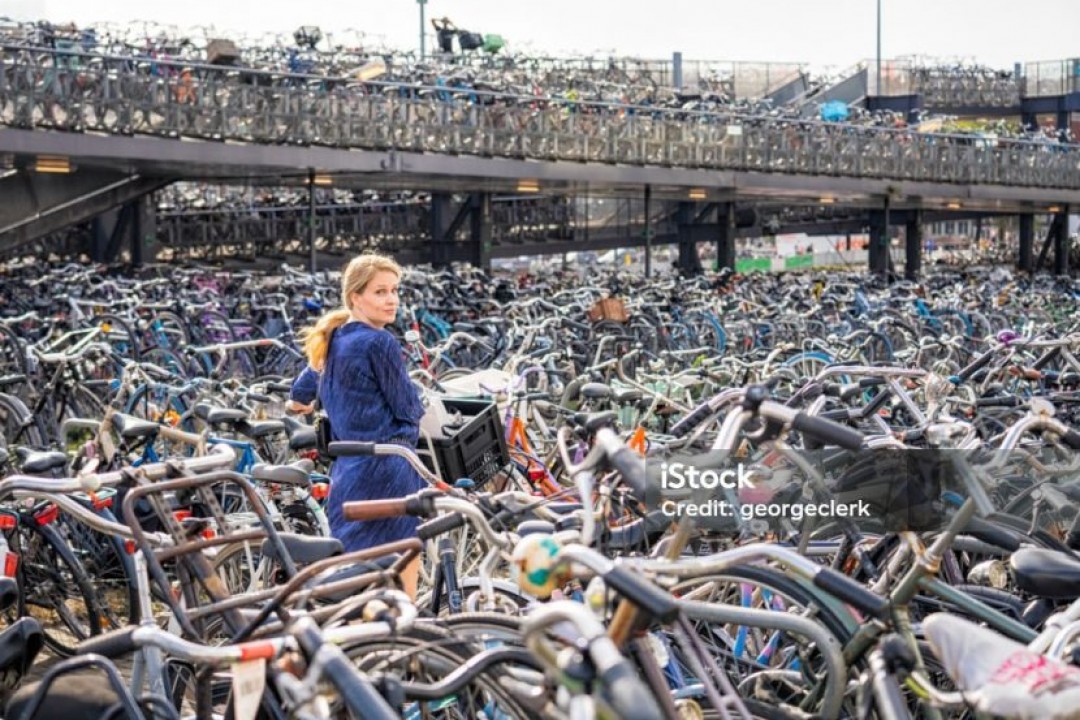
[{"left": 967, "top": 559, "right": 1008, "bottom": 589}]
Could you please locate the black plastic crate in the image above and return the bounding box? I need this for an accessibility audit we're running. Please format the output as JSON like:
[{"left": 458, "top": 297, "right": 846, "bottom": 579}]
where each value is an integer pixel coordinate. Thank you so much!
[{"left": 418, "top": 398, "right": 510, "bottom": 487}]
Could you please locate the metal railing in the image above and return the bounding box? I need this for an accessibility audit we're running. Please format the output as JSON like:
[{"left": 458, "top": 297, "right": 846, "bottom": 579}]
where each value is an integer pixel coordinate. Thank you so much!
[
  {"left": 151, "top": 196, "right": 677, "bottom": 261},
  {"left": 1023, "top": 59, "right": 1080, "bottom": 98},
  {"left": 2, "top": 45, "right": 1080, "bottom": 189}
]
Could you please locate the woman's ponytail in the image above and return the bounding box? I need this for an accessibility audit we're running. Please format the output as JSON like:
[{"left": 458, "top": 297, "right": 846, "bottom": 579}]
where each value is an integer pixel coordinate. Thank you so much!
[{"left": 301, "top": 308, "right": 351, "bottom": 371}]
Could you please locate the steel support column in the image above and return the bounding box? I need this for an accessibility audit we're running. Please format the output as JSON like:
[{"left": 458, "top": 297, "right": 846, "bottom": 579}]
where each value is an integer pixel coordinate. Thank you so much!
[
  {"left": 716, "top": 203, "right": 736, "bottom": 272},
  {"left": 469, "top": 193, "right": 492, "bottom": 270},
  {"left": 1054, "top": 206, "right": 1070, "bottom": 275},
  {"left": 307, "top": 169, "right": 316, "bottom": 273},
  {"left": 130, "top": 197, "right": 143, "bottom": 266},
  {"left": 869, "top": 198, "right": 891, "bottom": 276},
  {"left": 429, "top": 193, "right": 453, "bottom": 267},
  {"left": 644, "top": 184, "right": 652, "bottom": 278},
  {"left": 905, "top": 210, "right": 922, "bottom": 280},
  {"left": 90, "top": 215, "right": 108, "bottom": 262},
  {"left": 675, "top": 202, "right": 703, "bottom": 276},
  {"left": 1018, "top": 214, "right": 1034, "bottom": 272}
]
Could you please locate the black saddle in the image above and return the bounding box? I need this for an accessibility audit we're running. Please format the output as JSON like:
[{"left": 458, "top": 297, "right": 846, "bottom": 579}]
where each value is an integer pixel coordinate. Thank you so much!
[
  {"left": 110, "top": 413, "right": 159, "bottom": 440},
  {"left": 260, "top": 533, "right": 343, "bottom": 566},
  {"left": 1010, "top": 548, "right": 1080, "bottom": 600}
]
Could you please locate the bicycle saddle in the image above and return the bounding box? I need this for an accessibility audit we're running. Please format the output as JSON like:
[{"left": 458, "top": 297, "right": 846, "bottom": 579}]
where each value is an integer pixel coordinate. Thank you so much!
[
  {"left": 579, "top": 382, "right": 613, "bottom": 400},
  {"left": 14, "top": 449, "right": 67, "bottom": 476},
  {"left": 260, "top": 533, "right": 343, "bottom": 566},
  {"left": 250, "top": 462, "right": 311, "bottom": 487},
  {"left": 281, "top": 417, "right": 317, "bottom": 450},
  {"left": 6, "top": 669, "right": 140, "bottom": 720},
  {"left": 923, "top": 612, "right": 1080, "bottom": 719},
  {"left": 237, "top": 419, "right": 286, "bottom": 439},
  {"left": 612, "top": 388, "right": 642, "bottom": 404},
  {"left": 109, "top": 412, "right": 160, "bottom": 440},
  {"left": 193, "top": 403, "right": 247, "bottom": 425},
  {"left": 0, "top": 618, "right": 42, "bottom": 705},
  {"left": 1010, "top": 548, "right": 1080, "bottom": 600},
  {"left": 572, "top": 411, "right": 619, "bottom": 433}
]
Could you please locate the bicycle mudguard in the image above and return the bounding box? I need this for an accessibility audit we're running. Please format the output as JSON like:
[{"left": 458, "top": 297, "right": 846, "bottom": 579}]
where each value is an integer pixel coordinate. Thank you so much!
[{"left": 923, "top": 613, "right": 1080, "bottom": 719}]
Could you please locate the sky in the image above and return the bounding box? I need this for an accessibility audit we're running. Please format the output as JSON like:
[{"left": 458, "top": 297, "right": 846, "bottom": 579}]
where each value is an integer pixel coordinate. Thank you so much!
[{"left": 3, "top": 0, "right": 1078, "bottom": 72}]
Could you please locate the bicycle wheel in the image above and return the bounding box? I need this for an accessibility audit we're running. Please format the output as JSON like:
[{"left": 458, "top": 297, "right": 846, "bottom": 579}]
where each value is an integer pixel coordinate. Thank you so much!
[
  {"left": 672, "top": 565, "right": 858, "bottom": 717},
  {"left": 57, "top": 513, "right": 137, "bottom": 630},
  {"left": 0, "top": 325, "right": 27, "bottom": 377},
  {"left": 344, "top": 622, "right": 536, "bottom": 719},
  {"left": 0, "top": 393, "right": 47, "bottom": 450},
  {"left": 14, "top": 517, "right": 105, "bottom": 656}
]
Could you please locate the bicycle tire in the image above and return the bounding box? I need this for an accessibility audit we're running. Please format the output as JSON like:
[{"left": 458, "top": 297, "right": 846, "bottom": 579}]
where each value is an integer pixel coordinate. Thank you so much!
[
  {"left": 15, "top": 518, "right": 105, "bottom": 656},
  {"left": 343, "top": 622, "right": 537, "bottom": 719}
]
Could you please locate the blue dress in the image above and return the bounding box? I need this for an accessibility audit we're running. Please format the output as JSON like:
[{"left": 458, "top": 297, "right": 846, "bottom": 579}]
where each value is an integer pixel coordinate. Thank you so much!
[{"left": 290, "top": 322, "right": 425, "bottom": 551}]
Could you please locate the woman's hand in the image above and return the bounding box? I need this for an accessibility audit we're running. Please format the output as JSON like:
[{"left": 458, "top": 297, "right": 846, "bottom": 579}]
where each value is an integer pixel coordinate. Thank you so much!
[{"left": 286, "top": 400, "right": 315, "bottom": 414}]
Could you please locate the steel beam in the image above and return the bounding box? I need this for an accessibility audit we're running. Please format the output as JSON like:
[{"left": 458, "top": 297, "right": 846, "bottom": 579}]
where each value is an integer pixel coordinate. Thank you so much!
[{"left": 0, "top": 170, "right": 171, "bottom": 256}]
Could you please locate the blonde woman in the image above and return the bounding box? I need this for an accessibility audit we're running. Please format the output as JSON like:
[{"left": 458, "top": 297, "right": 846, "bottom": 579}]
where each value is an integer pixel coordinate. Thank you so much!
[{"left": 287, "top": 254, "right": 424, "bottom": 596}]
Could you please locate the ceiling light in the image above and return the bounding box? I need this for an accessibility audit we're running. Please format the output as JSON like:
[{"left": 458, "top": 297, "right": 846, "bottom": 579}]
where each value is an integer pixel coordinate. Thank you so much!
[
  {"left": 34, "top": 156, "right": 72, "bottom": 174},
  {"left": 1048, "top": 205, "right": 1062, "bottom": 213},
  {"left": 308, "top": 173, "right": 333, "bottom": 186},
  {"left": 945, "top": 201, "right": 961, "bottom": 210},
  {"left": 517, "top": 180, "right": 540, "bottom": 193},
  {"left": 819, "top": 197, "right": 835, "bottom": 205},
  {"left": 688, "top": 188, "right": 707, "bottom": 200}
]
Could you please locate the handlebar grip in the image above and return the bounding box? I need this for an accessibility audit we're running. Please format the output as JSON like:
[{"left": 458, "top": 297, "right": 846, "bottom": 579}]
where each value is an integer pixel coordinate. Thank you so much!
[
  {"left": 267, "top": 381, "right": 293, "bottom": 393},
  {"left": 1061, "top": 428, "right": 1080, "bottom": 451},
  {"left": 812, "top": 567, "right": 891, "bottom": 622},
  {"left": 599, "top": 660, "right": 665, "bottom": 720},
  {"left": 342, "top": 498, "right": 408, "bottom": 522},
  {"left": 77, "top": 627, "right": 138, "bottom": 659},
  {"left": 607, "top": 446, "right": 647, "bottom": 498},
  {"left": 246, "top": 392, "right": 272, "bottom": 403},
  {"left": 327, "top": 441, "right": 376, "bottom": 457},
  {"left": 670, "top": 402, "right": 715, "bottom": 439},
  {"left": 602, "top": 565, "right": 679, "bottom": 623},
  {"left": 790, "top": 413, "right": 864, "bottom": 451},
  {"left": 416, "top": 513, "right": 466, "bottom": 542}
]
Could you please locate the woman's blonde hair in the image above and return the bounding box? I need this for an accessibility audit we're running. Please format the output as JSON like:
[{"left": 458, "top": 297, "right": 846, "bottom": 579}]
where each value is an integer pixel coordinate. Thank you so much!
[{"left": 301, "top": 254, "right": 403, "bottom": 370}]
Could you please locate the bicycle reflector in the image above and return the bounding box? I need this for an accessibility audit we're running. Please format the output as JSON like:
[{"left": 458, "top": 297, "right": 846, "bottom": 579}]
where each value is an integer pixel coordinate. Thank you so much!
[
  {"left": 0, "top": 514, "right": 15, "bottom": 531},
  {"left": 0, "top": 548, "right": 17, "bottom": 578},
  {"left": 311, "top": 482, "right": 329, "bottom": 500},
  {"left": 34, "top": 504, "right": 59, "bottom": 527}
]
